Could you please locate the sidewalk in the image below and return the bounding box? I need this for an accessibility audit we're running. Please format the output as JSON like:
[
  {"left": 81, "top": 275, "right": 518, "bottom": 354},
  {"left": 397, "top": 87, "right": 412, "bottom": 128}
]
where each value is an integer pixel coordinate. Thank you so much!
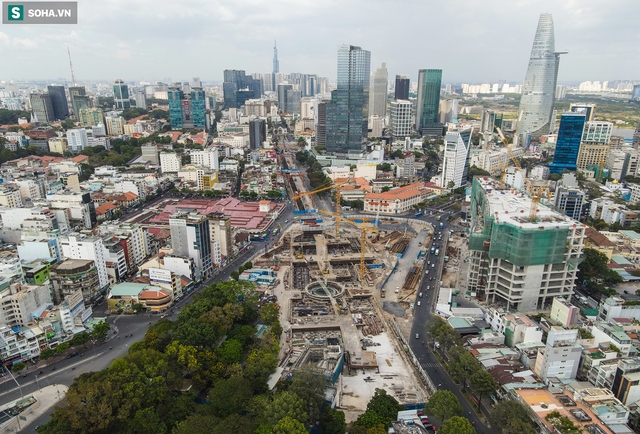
[{"left": 0, "top": 384, "right": 68, "bottom": 432}]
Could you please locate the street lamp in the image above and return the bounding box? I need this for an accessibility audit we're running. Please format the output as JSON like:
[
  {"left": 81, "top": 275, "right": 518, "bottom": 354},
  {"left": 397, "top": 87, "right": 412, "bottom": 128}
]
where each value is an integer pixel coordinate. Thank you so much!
[{"left": 5, "top": 367, "right": 23, "bottom": 398}]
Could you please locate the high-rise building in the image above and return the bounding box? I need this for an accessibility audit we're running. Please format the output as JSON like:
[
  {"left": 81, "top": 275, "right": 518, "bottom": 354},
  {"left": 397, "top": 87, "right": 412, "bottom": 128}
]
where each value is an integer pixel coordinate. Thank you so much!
[
  {"left": 29, "top": 93, "right": 55, "bottom": 123},
  {"left": 570, "top": 103, "right": 596, "bottom": 121},
  {"left": 277, "top": 84, "right": 293, "bottom": 113},
  {"left": 190, "top": 149, "right": 219, "bottom": 170},
  {"left": 582, "top": 121, "right": 612, "bottom": 144},
  {"left": 78, "top": 108, "right": 105, "bottom": 127},
  {"left": 249, "top": 119, "right": 266, "bottom": 150},
  {"left": 633, "top": 121, "right": 640, "bottom": 149},
  {"left": 68, "top": 86, "right": 89, "bottom": 117},
  {"left": 325, "top": 44, "right": 371, "bottom": 155},
  {"left": 141, "top": 144, "right": 159, "bottom": 165},
  {"left": 516, "top": 13, "right": 564, "bottom": 143},
  {"left": 467, "top": 177, "right": 585, "bottom": 311},
  {"left": 415, "top": 69, "right": 443, "bottom": 137},
  {"left": 631, "top": 85, "right": 640, "bottom": 101},
  {"left": 441, "top": 128, "right": 472, "bottom": 188},
  {"left": 395, "top": 75, "right": 410, "bottom": 100},
  {"left": 113, "top": 79, "right": 130, "bottom": 109},
  {"left": 160, "top": 152, "right": 182, "bottom": 173},
  {"left": 286, "top": 89, "right": 301, "bottom": 115},
  {"left": 105, "top": 115, "right": 125, "bottom": 135},
  {"left": 369, "top": 62, "right": 388, "bottom": 119},
  {"left": 47, "top": 85, "right": 69, "bottom": 120},
  {"left": 169, "top": 212, "right": 212, "bottom": 281},
  {"left": 223, "top": 70, "right": 262, "bottom": 109},
  {"left": 316, "top": 101, "right": 328, "bottom": 148},
  {"left": 389, "top": 100, "right": 413, "bottom": 138},
  {"left": 58, "top": 234, "right": 109, "bottom": 292},
  {"left": 66, "top": 128, "right": 89, "bottom": 152},
  {"left": 167, "top": 84, "right": 206, "bottom": 129},
  {"left": 548, "top": 112, "right": 586, "bottom": 174},
  {"left": 272, "top": 41, "right": 279, "bottom": 92},
  {"left": 134, "top": 90, "right": 147, "bottom": 110},
  {"left": 554, "top": 173, "right": 585, "bottom": 219}
]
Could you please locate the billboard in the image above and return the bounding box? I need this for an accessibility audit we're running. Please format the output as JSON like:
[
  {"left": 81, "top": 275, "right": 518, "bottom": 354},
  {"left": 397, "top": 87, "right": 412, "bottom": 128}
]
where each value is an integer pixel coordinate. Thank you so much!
[{"left": 149, "top": 268, "right": 172, "bottom": 286}]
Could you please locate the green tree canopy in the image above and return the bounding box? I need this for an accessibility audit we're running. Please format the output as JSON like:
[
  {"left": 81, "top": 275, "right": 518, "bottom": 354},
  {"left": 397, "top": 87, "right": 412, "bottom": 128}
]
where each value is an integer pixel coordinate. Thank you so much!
[
  {"left": 489, "top": 399, "right": 536, "bottom": 433},
  {"left": 425, "top": 390, "right": 463, "bottom": 422},
  {"left": 437, "top": 416, "right": 475, "bottom": 434},
  {"left": 470, "top": 370, "right": 498, "bottom": 404}
]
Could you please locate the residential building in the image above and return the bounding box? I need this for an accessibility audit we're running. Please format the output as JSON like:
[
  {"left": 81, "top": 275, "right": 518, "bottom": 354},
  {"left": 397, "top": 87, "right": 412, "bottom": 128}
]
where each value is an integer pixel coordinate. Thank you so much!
[
  {"left": 389, "top": 100, "right": 413, "bottom": 138},
  {"left": 160, "top": 152, "right": 182, "bottom": 173},
  {"left": 249, "top": 118, "right": 266, "bottom": 150},
  {"left": 0, "top": 188, "right": 23, "bottom": 208},
  {"left": 574, "top": 387, "right": 631, "bottom": 427},
  {"left": 325, "top": 45, "right": 371, "bottom": 155},
  {"left": 50, "top": 259, "right": 99, "bottom": 304},
  {"left": 113, "top": 79, "right": 130, "bottom": 109},
  {"left": 612, "top": 359, "right": 640, "bottom": 405},
  {"left": 368, "top": 62, "right": 388, "bottom": 119},
  {"left": 583, "top": 120, "right": 613, "bottom": 144},
  {"left": 554, "top": 173, "right": 585, "bottom": 219},
  {"left": 29, "top": 93, "right": 55, "bottom": 123},
  {"left": 486, "top": 310, "right": 543, "bottom": 347},
  {"left": 102, "top": 237, "right": 129, "bottom": 282},
  {"left": 96, "top": 222, "right": 149, "bottom": 267},
  {"left": 141, "top": 144, "right": 159, "bottom": 165},
  {"left": 415, "top": 69, "right": 442, "bottom": 137},
  {"left": 591, "top": 322, "right": 635, "bottom": 358},
  {"left": 47, "top": 85, "right": 69, "bottom": 120},
  {"left": 395, "top": 75, "right": 410, "bottom": 100},
  {"left": 577, "top": 142, "right": 610, "bottom": 171},
  {"left": 606, "top": 149, "right": 631, "bottom": 181},
  {"left": 17, "top": 234, "right": 60, "bottom": 263},
  {"left": 134, "top": 90, "right": 147, "bottom": 110},
  {"left": 316, "top": 100, "right": 328, "bottom": 148},
  {"left": 105, "top": 116, "right": 125, "bottom": 135},
  {"left": 597, "top": 296, "right": 640, "bottom": 323},
  {"left": 549, "top": 112, "right": 586, "bottom": 174},
  {"left": 363, "top": 182, "right": 428, "bottom": 214},
  {"left": 549, "top": 297, "right": 580, "bottom": 327},
  {"left": 533, "top": 328, "right": 581, "bottom": 382},
  {"left": 15, "top": 179, "right": 43, "bottom": 201},
  {"left": 208, "top": 214, "right": 232, "bottom": 264},
  {"left": 66, "top": 128, "right": 89, "bottom": 152},
  {"left": 0, "top": 281, "right": 51, "bottom": 328},
  {"left": 58, "top": 234, "right": 109, "bottom": 292},
  {"left": 68, "top": 86, "right": 89, "bottom": 117},
  {"left": 516, "top": 13, "right": 562, "bottom": 142},
  {"left": 169, "top": 212, "right": 212, "bottom": 281},
  {"left": 114, "top": 179, "right": 146, "bottom": 201},
  {"left": 48, "top": 137, "right": 68, "bottom": 154},
  {"left": 466, "top": 176, "right": 585, "bottom": 311},
  {"left": 168, "top": 84, "right": 206, "bottom": 129},
  {"left": 78, "top": 108, "right": 105, "bottom": 127}
]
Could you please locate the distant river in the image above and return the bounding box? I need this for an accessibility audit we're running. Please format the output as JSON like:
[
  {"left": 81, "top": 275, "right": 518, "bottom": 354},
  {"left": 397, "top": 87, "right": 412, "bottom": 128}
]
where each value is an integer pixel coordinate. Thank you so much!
[{"left": 613, "top": 127, "right": 635, "bottom": 139}]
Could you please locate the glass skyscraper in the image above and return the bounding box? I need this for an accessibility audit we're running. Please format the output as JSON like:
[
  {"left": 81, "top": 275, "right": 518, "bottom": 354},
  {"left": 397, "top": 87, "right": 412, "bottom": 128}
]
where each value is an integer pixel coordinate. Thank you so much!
[
  {"left": 47, "top": 85, "right": 69, "bottom": 120},
  {"left": 516, "top": 13, "right": 564, "bottom": 143},
  {"left": 326, "top": 45, "right": 371, "bottom": 155},
  {"left": 415, "top": 69, "right": 442, "bottom": 137},
  {"left": 168, "top": 84, "right": 206, "bottom": 129},
  {"left": 548, "top": 112, "right": 586, "bottom": 174},
  {"left": 113, "top": 79, "right": 131, "bottom": 109}
]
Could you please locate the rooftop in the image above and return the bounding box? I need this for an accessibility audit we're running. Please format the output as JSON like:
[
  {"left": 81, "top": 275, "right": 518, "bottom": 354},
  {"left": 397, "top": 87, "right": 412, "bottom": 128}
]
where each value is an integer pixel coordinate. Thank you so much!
[
  {"left": 619, "top": 230, "right": 640, "bottom": 240},
  {"left": 364, "top": 182, "right": 427, "bottom": 201},
  {"left": 109, "top": 282, "right": 163, "bottom": 297}
]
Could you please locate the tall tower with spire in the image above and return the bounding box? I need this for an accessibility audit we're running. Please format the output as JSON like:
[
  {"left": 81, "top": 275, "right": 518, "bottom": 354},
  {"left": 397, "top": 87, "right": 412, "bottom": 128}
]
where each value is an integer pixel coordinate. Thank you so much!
[
  {"left": 516, "top": 13, "right": 566, "bottom": 143},
  {"left": 272, "top": 41, "right": 279, "bottom": 92}
]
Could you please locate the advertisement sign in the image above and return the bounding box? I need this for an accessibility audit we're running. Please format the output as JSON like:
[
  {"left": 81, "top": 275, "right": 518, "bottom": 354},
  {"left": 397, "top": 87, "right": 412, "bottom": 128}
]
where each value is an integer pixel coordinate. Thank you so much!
[{"left": 149, "top": 268, "right": 172, "bottom": 285}]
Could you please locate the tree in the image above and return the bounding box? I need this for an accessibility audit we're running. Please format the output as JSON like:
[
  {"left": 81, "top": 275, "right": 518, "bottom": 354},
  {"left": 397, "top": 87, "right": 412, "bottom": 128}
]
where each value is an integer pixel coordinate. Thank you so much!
[
  {"left": 446, "top": 181, "right": 456, "bottom": 189},
  {"left": 425, "top": 390, "right": 462, "bottom": 422},
  {"left": 244, "top": 261, "right": 253, "bottom": 269},
  {"left": 391, "top": 150, "right": 404, "bottom": 159},
  {"left": 548, "top": 173, "right": 562, "bottom": 181},
  {"left": 55, "top": 342, "right": 71, "bottom": 354},
  {"left": 365, "top": 388, "right": 403, "bottom": 427},
  {"left": 350, "top": 199, "right": 364, "bottom": 210},
  {"left": 467, "top": 165, "right": 491, "bottom": 179},
  {"left": 127, "top": 407, "right": 167, "bottom": 434},
  {"left": 230, "top": 271, "right": 240, "bottom": 281},
  {"left": 470, "top": 370, "right": 498, "bottom": 405},
  {"left": 272, "top": 416, "right": 307, "bottom": 434},
  {"left": 215, "top": 339, "right": 243, "bottom": 365},
  {"left": 40, "top": 349, "right": 55, "bottom": 360},
  {"left": 132, "top": 303, "right": 144, "bottom": 313},
  {"left": 502, "top": 418, "right": 537, "bottom": 434},
  {"left": 91, "top": 320, "right": 110, "bottom": 340},
  {"left": 381, "top": 186, "right": 391, "bottom": 192},
  {"left": 448, "top": 346, "right": 480, "bottom": 389},
  {"left": 319, "top": 408, "right": 346, "bottom": 434},
  {"left": 70, "top": 331, "right": 91, "bottom": 347},
  {"left": 377, "top": 163, "right": 392, "bottom": 172},
  {"left": 489, "top": 399, "right": 535, "bottom": 431},
  {"left": 288, "top": 370, "right": 327, "bottom": 425},
  {"left": 12, "top": 362, "right": 25, "bottom": 372},
  {"left": 353, "top": 409, "right": 387, "bottom": 429},
  {"left": 261, "top": 391, "right": 307, "bottom": 426},
  {"left": 578, "top": 248, "right": 623, "bottom": 293},
  {"left": 437, "top": 416, "right": 475, "bottom": 434},
  {"left": 208, "top": 377, "right": 254, "bottom": 417}
]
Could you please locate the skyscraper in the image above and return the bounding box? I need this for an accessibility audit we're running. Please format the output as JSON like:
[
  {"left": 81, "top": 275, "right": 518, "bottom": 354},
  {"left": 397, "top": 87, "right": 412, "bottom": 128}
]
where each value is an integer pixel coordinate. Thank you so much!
[
  {"left": 548, "top": 112, "right": 586, "bottom": 174},
  {"left": 389, "top": 100, "right": 413, "bottom": 138},
  {"left": 47, "top": 85, "right": 69, "bottom": 120},
  {"left": 223, "top": 70, "right": 262, "bottom": 109},
  {"left": 169, "top": 212, "right": 212, "bottom": 281},
  {"left": 113, "top": 79, "right": 131, "bottom": 109},
  {"left": 277, "top": 84, "right": 293, "bottom": 113},
  {"left": 29, "top": 93, "right": 55, "bottom": 123},
  {"left": 168, "top": 84, "right": 207, "bottom": 129},
  {"left": 249, "top": 119, "right": 266, "bottom": 150},
  {"left": 395, "top": 75, "right": 410, "bottom": 100},
  {"left": 516, "top": 13, "right": 564, "bottom": 143},
  {"left": 272, "top": 41, "right": 279, "bottom": 92},
  {"left": 415, "top": 69, "right": 443, "bottom": 137},
  {"left": 134, "top": 90, "right": 147, "bottom": 110},
  {"left": 369, "top": 62, "right": 388, "bottom": 118},
  {"left": 325, "top": 44, "right": 371, "bottom": 155},
  {"left": 69, "top": 86, "right": 90, "bottom": 117}
]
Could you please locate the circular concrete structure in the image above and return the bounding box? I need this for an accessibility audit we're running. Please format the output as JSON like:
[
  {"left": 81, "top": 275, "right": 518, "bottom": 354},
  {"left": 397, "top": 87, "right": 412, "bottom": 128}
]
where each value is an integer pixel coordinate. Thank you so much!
[{"left": 305, "top": 280, "right": 345, "bottom": 300}]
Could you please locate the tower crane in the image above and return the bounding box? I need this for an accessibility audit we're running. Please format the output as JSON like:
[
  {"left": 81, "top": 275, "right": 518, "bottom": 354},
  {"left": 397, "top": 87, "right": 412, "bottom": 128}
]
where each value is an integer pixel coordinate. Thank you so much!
[
  {"left": 292, "top": 174, "right": 356, "bottom": 236},
  {"left": 494, "top": 126, "right": 548, "bottom": 222},
  {"left": 318, "top": 210, "right": 376, "bottom": 279}
]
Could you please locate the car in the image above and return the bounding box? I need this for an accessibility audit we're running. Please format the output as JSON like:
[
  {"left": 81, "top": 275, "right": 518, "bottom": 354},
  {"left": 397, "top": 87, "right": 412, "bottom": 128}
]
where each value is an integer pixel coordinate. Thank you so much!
[
  {"left": 429, "top": 277, "right": 433, "bottom": 281},
  {"left": 418, "top": 292, "right": 423, "bottom": 298},
  {"left": 421, "top": 417, "right": 430, "bottom": 424},
  {"left": 435, "top": 342, "right": 441, "bottom": 349},
  {"left": 417, "top": 410, "right": 424, "bottom": 417},
  {"left": 66, "top": 351, "right": 79, "bottom": 359},
  {"left": 432, "top": 264, "right": 435, "bottom": 268},
  {"left": 284, "top": 219, "right": 289, "bottom": 223},
  {"left": 415, "top": 333, "right": 420, "bottom": 339},
  {"left": 417, "top": 301, "right": 421, "bottom": 306},
  {"left": 624, "top": 290, "right": 629, "bottom": 294},
  {"left": 427, "top": 261, "right": 430, "bottom": 265}
]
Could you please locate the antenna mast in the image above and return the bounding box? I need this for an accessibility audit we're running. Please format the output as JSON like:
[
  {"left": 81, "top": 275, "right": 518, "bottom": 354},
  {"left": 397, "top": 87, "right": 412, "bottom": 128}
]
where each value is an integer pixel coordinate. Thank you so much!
[{"left": 67, "top": 47, "right": 76, "bottom": 86}]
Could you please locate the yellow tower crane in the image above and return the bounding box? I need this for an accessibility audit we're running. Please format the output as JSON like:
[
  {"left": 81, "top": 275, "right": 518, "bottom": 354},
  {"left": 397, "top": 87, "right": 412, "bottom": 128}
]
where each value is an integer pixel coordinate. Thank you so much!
[
  {"left": 494, "top": 126, "right": 548, "bottom": 222},
  {"left": 319, "top": 210, "right": 376, "bottom": 279},
  {"left": 292, "top": 175, "right": 356, "bottom": 235}
]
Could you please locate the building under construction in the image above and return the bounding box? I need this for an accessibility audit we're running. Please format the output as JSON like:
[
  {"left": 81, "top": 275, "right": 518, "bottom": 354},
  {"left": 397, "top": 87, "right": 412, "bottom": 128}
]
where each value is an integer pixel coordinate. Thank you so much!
[{"left": 466, "top": 177, "right": 586, "bottom": 312}]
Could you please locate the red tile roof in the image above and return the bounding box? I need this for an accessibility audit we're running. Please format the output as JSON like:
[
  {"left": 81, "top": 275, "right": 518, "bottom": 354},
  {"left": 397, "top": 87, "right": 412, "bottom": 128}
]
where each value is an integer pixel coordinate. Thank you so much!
[
  {"left": 147, "top": 227, "right": 171, "bottom": 239},
  {"left": 72, "top": 155, "right": 89, "bottom": 163},
  {"left": 122, "top": 191, "right": 138, "bottom": 201},
  {"left": 95, "top": 203, "right": 117, "bottom": 215},
  {"left": 365, "top": 182, "right": 426, "bottom": 201}
]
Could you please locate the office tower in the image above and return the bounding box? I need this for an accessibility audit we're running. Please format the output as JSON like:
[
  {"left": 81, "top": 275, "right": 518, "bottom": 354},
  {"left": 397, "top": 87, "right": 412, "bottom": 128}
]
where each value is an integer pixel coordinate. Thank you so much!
[
  {"left": 272, "top": 41, "right": 279, "bottom": 92},
  {"left": 466, "top": 176, "right": 586, "bottom": 311},
  {"left": 395, "top": 75, "right": 410, "bottom": 100},
  {"left": 249, "top": 119, "right": 266, "bottom": 150},
  {"left": 516, "top": 13, "right": 564, "bottom": 143},
  {"left": 105, "top": 116, "right": 125, "bottom": 135},
  {"left": 548, "top": 112, "right": 586, "bottom": 174},
  {"left": 277, "top": 84, "right": 293, "bottom": 113},
  {"left": 480, "top": 110, "right": 503, "bottom": 134},
  {"left": 570, "top": 103, "right": 596, "bottom": 121},
  {"left": 632, "top": 85, "right": 640, "bottom": 101},
  {"left": 160, "top": 153, "right": 182, "bottom": 173},
  {"left": 369, "top": 62, "right": 388, "bottom": 118},
  {"left": 582, "top": 121, "right": 612, "bottom": 144},
  {"left": 47, "top": 85, "right": 69, "bottom": 120},
  {"left": 316, "top": 101, "right": 328, "bottom": 148},
  {"left": 303, "top": 74, "right": 317, "bottom": 97},
  {"left": 223, "top": 70, "right": 262, "bottom": 108},
  {"left": 69, "top": 86, "right": 90, "bottom": 117},
  {"left": 134, "top": 90, "right": 147, "bottom": 110},
  {"left": 29, "top": 93, "right": 55, "bottom": 123},
  {"left": 66, "top": 128, "right": 89, "bottom": 152},
  {"left": 415, "top": 69, "right": 443, "bottom": 137},
  {"left": 168, "top": 84, "right": 206, "bottom": 129},
  {"left": 556, "top": 85, "right": 567, "bottom": 100},
  {"left": 141, "top": 144, "right": 159, "bottom": 165},
  {"left": 190, "top": 77, "right": 202, "bottom": 88},
  {"left": 389, "top": 100, "right": 413, "bottom": 138},
  {"left": 441, "top": 128, "right": 472, "bottom": 188},
  {"left": 325, "top": 44, "right": 371, "bottom": 155},
  {"left": 169, "top": 212, "right": 212, "bottom": 281},
  {"left": 113, "top": 79, "right": 131, "bottom": 109},
  {"left": 78, "top": 108, "right": 105, "bottom": 127},
  {"left": 554, "top": 173, "right": 585, "bottom": 219},
  {"left": 286, "top": 89, "right": 301, "bottom": 115}
]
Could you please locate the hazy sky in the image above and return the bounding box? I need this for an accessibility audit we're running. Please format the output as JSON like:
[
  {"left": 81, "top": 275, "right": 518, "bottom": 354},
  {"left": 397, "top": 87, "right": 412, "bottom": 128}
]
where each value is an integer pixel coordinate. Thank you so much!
[{"left": 1, "top": 0, "right": 638, "bottom": 84}]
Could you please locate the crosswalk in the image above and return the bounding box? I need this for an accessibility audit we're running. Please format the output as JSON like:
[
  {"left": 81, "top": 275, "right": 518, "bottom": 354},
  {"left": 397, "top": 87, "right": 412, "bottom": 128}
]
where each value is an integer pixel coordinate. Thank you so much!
[{"left": 418, "top": 362, "right": 440, "bottom": 369}]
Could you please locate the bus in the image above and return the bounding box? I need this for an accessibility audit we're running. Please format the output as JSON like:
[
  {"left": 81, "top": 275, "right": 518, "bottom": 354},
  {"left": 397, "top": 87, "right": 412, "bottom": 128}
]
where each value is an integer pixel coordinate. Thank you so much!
[{"left": 435, "top": 249, "right": 439, "bottom": 256}]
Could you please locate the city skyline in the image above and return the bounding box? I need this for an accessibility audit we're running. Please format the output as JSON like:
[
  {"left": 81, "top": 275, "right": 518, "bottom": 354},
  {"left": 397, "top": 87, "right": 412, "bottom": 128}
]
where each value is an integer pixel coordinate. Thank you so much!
[{"left": 0, "top": 0, "right": 638, "bottom": 83}]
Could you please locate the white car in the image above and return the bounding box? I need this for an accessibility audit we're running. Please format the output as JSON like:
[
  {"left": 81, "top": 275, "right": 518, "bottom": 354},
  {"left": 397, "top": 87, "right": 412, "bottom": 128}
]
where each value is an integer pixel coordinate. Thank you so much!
[
  {"left": 417, "top": 301, "right": 421, "bottom": 306},
  {"left": 432, "top": 264, "right": 435, "bottom": 268},
  {"left": 415, "top": 333, "right": 420, "bottom": 339},
  {"left": 418, "top": 292, "right": 423, "bottom": 298}
]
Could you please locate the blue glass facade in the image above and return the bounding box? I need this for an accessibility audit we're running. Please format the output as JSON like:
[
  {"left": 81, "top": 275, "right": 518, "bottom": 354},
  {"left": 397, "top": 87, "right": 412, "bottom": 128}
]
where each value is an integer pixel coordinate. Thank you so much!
[
  {"left": 168, "top": 85, "right": 206, "bottom": 129},
  {"left": 548, "top": 112, "right": 586, "bottom": 174},
  {"left": 416, "top": 69, "right": 442, "bottom": 133},
  {"left": 326, "top": 45, "right": 371, "bottom": 155},
  {"left": 168, "top": 86, "right": 184, "bottom": 128}
]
